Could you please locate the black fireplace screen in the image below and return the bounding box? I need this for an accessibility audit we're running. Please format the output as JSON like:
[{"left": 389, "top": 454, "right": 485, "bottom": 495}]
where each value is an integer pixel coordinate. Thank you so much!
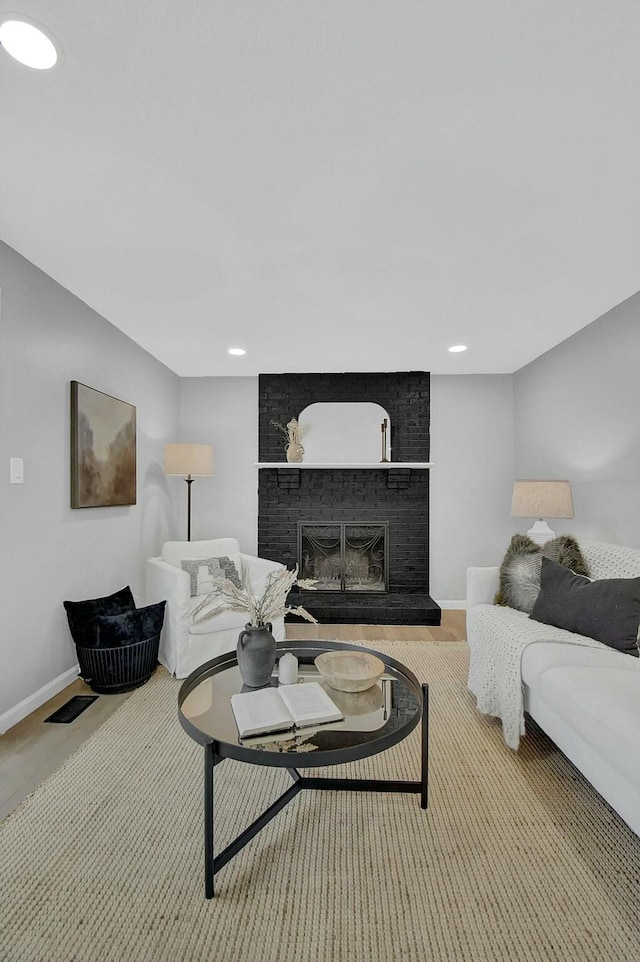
[{"left": 298, "top": 522, "right": 388, "bottom": 592}]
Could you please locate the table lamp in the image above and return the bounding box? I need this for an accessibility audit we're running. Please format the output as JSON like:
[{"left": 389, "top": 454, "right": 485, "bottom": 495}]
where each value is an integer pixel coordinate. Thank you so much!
[{"left": 511, "top": 480, "right": 574, "bottom": 545}]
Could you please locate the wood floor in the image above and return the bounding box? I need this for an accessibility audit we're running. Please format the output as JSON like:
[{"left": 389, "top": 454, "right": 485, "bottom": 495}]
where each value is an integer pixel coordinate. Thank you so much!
[
  {"left": 0, "top": 612, "right": 466, "bottom": 821},
  {"left": 287, "top": 610, "right": 466, "bottom": 643}
]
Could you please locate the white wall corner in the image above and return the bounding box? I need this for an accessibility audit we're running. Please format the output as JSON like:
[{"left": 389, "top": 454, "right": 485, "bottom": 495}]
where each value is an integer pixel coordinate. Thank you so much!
[
  {"left": 435, "top": 600, "right": 467, "bottom": 610},
  {"left": 0, "top": 664, "right": 80, "bottom": 734}
]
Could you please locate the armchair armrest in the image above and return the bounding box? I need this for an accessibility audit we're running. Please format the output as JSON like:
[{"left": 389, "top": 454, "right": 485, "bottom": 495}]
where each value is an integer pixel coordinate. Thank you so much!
[
  {"left": 146, "top": 557, "right": 192, "bottom": 675},
  {"left": 240, "top": 554, "right": 286, "bottom": 592}
]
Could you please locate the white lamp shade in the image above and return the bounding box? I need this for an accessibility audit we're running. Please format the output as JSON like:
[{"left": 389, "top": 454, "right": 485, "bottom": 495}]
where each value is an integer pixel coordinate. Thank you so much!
[
  {"left": 511, "top": 480, "right": 573, "bottom": 519},
  {"left": 164, "top": 443, "right": 213, "bottom": 477}
]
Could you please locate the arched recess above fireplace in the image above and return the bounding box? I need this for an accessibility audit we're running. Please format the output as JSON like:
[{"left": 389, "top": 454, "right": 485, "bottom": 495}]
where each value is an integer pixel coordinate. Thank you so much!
[{"left": 298, "top": 401, "right": 391, "bottom": 463}]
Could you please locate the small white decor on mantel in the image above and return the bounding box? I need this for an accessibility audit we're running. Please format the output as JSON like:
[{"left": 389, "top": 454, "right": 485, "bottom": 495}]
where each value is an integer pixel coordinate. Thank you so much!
[{"left": 271, "top": 418, "right": 305, "bottom": 462}]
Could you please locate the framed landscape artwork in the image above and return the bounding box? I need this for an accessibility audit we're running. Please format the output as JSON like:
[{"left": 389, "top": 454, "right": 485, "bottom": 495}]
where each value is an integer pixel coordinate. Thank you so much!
[{"left": 70, "top": 381, "right": 137, "bottom": 508}]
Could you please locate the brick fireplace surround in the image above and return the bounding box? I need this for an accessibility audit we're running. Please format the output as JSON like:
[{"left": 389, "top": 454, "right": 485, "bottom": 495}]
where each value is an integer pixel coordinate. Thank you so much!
[{"left": 257, "top": 372, "right": 440, "bottom": 626}]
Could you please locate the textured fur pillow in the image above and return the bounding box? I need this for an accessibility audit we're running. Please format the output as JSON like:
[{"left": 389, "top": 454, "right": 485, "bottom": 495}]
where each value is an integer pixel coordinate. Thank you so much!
[{"left": 494, "top": 534, "right": 589, "bottom": 613}]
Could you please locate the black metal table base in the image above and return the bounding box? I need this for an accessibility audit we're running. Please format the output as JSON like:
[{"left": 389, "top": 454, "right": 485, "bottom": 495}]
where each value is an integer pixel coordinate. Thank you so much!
[{"left": 204, "top": 683, "right": 429, "bottom": 898}]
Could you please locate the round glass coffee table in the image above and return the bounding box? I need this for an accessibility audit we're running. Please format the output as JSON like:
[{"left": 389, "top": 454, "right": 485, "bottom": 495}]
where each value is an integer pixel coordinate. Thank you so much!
[{"left": 179, "top": 640, "right": 429, "bottom": 898}]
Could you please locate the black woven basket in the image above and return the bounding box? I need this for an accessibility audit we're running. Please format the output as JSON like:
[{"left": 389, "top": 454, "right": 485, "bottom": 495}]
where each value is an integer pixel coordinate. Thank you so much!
[{"left": 75, "top": 633, "right": 161, "bottom": 694}]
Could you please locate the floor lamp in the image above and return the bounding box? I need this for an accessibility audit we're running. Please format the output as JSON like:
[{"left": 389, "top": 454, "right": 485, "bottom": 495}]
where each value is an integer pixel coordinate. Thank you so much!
[{"left": 164, "top": 443, "right": 214, "bottom": 541}]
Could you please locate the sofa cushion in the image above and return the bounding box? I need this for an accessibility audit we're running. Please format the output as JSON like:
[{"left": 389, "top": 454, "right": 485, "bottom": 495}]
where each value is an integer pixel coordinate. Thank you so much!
[
  {"left": 521, "top": 640, "right": 630, "bottom": 689},
  {"left": 530, "top": 558, "right": 640, "bottom": 656},
  {"left": 180, "top": 555, "right": 242, "bottom": 596},
  {"left": 468, "top": 602, "right": 605, "bottom": 749},
  {"left": 92, "top": 601, "right": 166, "bottom": 649},
  {"left": 494, "top": 534, "right": 589, "bottom": 613},
  {"left": 64, "top": 586, "right": 136, "bottom": 647},
  {"left": 535, "top": 662, "right": 640, "bottom": 792}
]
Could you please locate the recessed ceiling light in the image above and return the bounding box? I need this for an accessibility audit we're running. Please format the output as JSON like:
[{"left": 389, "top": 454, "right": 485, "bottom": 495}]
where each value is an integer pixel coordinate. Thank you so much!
[
  {"left": 228, "top": 347, "right": 246, "bottom": 356},
  {"left": 0, "top": 18, "right": 58, "bottom": 69},
  {"left": 448, "top": 344, "right": 468, "bottom": 353}
]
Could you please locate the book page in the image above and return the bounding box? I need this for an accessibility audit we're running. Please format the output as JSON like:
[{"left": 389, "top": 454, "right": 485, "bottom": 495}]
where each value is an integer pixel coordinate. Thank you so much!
[
  {"left": 230, "top": 688, "right": 293, "bottom": 738},
  {"left": 278, "top": 682, "right": 343, "bottom": 727}
]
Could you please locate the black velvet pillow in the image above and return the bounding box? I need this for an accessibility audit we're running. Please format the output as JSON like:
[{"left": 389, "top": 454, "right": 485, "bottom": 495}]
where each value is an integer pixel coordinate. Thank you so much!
[
  {"left": 64, "top": 587, "right": 136, "bottom": 647},
  {"left": 530, "top": 557, "right": 640, "bottom": 656},
  {"left": 92, "top": 602, "right": 166, "bottom": 649}
]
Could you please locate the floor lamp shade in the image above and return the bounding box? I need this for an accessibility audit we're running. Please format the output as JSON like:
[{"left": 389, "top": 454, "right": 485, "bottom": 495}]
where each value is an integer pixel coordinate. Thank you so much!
[
  {"left": 164, "top": 443, "right": 214, "bottom": 478},
  {"left": 164, "top": 444, "right": 214, "bottom": 541},
  {"left": 511, "top": 480, "right": 574, "bottom": 545}
]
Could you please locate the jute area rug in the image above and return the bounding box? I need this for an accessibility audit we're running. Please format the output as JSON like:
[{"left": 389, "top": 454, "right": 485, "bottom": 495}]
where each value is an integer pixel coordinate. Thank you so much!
[{"left": 2, "top": 641, "right": 639, "bottom": 962}]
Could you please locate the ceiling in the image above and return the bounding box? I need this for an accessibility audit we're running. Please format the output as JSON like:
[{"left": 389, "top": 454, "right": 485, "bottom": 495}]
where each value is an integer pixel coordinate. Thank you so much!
[{"left": 0, "top": 1, "right": 638, "bottom": 376}]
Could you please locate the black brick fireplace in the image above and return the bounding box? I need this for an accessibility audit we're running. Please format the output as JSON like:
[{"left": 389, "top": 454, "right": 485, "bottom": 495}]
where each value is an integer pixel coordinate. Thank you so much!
[{"left": 257, "top": 372, "right": 440, "bottom": 626}]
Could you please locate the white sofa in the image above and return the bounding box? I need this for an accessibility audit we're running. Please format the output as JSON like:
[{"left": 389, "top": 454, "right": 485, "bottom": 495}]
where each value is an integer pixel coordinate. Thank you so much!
[
  {"left": 146, "top": 538, "right": 286, "bottom": 678},
  {"left": 466, "top": 540, "right": 640, "bottom": 837}
]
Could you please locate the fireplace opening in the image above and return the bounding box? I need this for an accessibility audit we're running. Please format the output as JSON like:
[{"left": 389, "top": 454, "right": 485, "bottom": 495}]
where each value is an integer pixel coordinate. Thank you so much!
[{"left": 298, "top": 522, "right": 388, "bottom": 592}]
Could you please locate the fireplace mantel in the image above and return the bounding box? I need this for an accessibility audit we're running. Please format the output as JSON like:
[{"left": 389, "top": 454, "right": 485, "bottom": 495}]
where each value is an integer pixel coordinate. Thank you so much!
[{"left": 255, "top": 462, "right": 433, "bottom": 469}]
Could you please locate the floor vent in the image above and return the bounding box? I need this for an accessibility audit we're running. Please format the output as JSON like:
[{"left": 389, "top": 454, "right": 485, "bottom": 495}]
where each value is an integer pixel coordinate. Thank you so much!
[{"left": 44, "top": 695, "right": 98, "bottom": 724}]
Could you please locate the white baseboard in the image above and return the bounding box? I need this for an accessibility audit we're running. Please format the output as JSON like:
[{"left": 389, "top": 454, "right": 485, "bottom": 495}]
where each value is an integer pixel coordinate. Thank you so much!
[
  {"left": 436, "top": 600, "right": 467, "bottom": 610},
  {"left": 0, "top": 664, "right": 80, "bottom": 734}
]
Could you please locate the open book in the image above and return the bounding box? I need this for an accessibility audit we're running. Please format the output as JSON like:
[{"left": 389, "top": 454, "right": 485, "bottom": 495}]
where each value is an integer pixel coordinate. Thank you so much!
[{"left": 230, "top": 682, "right": 343, "bottom": 739}]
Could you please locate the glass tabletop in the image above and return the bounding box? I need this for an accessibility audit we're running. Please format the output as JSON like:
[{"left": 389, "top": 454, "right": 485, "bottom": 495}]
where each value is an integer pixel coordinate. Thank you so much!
[{"left": 179, "top": 641, "right": 423, "bottom": 768}]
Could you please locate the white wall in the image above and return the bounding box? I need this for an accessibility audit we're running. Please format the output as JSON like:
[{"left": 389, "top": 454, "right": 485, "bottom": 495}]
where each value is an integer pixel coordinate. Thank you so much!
[
  {"left": 514, "top": 293, "right": 640, "bottom": 549},
  {"left": 178, "top": 377, "right": 258, "bottom": 552},
  {"left": 0, "top": 243, "right": 180, "bottom": 730},
  {"left": 430, "top": 375, "right": 515, "bottom": 602}
]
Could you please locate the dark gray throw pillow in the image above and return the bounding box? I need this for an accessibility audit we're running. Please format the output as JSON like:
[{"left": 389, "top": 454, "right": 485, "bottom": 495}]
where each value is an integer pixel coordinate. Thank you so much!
[
  {"left": 529, "top": 557, "right": 640, "bottom": 657},
  {"left": 494, "top": 534, "right": 589, "bottom": 614}
]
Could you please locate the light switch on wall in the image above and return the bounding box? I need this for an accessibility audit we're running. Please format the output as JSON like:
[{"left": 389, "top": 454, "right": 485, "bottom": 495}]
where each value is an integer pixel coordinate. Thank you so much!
[{"left": 10, "top": 457, "right": 24, "bottom": 484}]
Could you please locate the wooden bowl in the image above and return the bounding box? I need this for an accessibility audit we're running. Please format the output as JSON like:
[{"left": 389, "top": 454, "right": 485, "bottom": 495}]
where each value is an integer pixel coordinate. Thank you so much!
[{"left": 314, "top": 651, "right": 385, "bottom": 692}]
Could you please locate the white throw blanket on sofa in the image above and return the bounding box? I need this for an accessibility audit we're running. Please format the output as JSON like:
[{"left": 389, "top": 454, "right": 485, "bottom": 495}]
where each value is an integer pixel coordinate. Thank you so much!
[{"left": 467, "top": 608, "right": 603, "bottom": 749}]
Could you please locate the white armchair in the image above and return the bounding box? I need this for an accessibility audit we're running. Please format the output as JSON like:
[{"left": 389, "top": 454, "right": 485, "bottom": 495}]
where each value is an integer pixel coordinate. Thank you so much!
[{"left": 146, "top": 538, "right": 286, "bottom": 678}]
